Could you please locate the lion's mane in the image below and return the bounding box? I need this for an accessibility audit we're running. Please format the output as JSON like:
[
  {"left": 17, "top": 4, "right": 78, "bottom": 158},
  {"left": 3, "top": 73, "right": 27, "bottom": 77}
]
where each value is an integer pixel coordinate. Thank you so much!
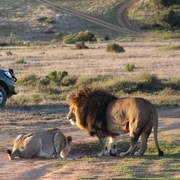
[{"left": 67, "top": 86, "right": 117, "bottom": 136}]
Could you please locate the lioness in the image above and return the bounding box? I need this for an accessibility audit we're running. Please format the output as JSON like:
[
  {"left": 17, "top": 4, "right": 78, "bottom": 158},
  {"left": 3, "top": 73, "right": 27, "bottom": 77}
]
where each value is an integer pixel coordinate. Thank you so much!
[
  {"left": 66, "top": 86, "right": 163, "bottom": 157},
  {"left": 7, "top": 128, "right": 72, "bottom": 160}
]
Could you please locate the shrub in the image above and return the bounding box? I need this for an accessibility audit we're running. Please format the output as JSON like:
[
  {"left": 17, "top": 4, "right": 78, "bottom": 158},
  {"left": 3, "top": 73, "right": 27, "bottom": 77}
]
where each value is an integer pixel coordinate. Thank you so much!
[
  {"left": 75, "top": 41, "right": 88, "bottom": 49},
  {"left": 61, "top": 75, "right": 77, "bottom": 86},
  {"left": 14, "top": 57, "right": 25, "bottom": 64},
  {"left": 125, "top": 63, "right": 135, "bottom": 72},
  {"left": 46, "top": 71, "right": 68, "bottom": 86},
  {"left": 106, "top": 43, "right": 125, "bottom": 53},
  {"left": 156, "top": 9, "right": 180, "bottom": 29},
  {"left": 63, "top": 30, "right": 96, "bottom": 44},
  {"left": 51, "top": 39, "right": 59, "bottom": 43},
  {"left": 152, "top": 0, "right": 180, "bottom": 7},
  {"left": 136, "top": 73, "right": 160, "bottom": 84},
  {"left": 6, "top": 51, "right": 13, "bottom": 56},
  {"left": 37, "top": 17, "right": 48, "bottom": 22}
]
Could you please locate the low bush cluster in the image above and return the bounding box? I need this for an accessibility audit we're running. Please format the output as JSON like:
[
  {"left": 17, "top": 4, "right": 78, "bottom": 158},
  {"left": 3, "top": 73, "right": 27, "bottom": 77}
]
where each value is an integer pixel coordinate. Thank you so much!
[
  {"left": 106, "top": 43, "right": 125, "bottom": 53},
  {"left": 16, "top": 72, "right": 180, "bottom": 106},
  {"left": 75, "top": 41, "right": 88, "bottom": 49},
  {"left": 151, "top": 0, "right": 180, "bottom": 29},
  {"left": 63, "top": 30, "right": 96, "bottom": 44},
  {"left": 125, "top": 63, "right": 135, "bottom": 72}
]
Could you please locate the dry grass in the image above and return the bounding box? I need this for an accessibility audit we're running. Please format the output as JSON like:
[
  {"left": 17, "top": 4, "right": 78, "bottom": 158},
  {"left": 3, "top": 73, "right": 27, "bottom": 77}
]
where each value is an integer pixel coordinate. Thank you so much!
[
  {"left": 1, "top": 41, "right": 179, "bottom": 79},
  {"left": 51, "top": 0, "right": 123, "bottom": 19},
  {"left": 1, "top": 40, "right": 179, "bottom": 106}
]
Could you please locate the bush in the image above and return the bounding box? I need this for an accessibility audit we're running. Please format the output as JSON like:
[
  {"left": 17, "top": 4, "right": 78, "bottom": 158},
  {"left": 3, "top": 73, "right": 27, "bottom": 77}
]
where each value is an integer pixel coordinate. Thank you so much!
[
  {"left": 37, "top": 17, "right": 48, "bottom": 22},
  {"left": 46, "top": 71, "right": 68, "bottom": 86},
  {"left": 63, "top": 30, "right": 96, "bottom": 44},
  {"left": 61, "top": 75, "right": 77, "bottom": 86},
  {"left": 75, "top": 41, "right": 88, "bottom": 49},
  {"left": 156, "top": 9, "right": 180, "bottom": 29},
  {"left": 125, "top": 63, "right": 135, "bottom": 72},
  {"left": 106, "top": 43, "right": 125, "bottom": 53},
  {"left": 152, "top": 0, "right": 180, "bottom": 7},
  {"left": 14, "top": 57, "right": 25, "bottom": 64}
]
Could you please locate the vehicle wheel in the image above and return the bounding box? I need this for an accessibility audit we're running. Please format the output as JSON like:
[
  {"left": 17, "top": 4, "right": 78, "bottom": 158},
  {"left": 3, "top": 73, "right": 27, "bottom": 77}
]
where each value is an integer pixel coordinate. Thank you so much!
[{"left": 0, "top": 86, "right": 7, "bottom": 108}]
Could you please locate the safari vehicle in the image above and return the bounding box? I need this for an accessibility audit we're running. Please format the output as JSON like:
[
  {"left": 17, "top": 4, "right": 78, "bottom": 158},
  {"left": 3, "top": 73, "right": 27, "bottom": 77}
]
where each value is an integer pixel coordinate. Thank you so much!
[{"left": 0, "top": 68, "right": 17, "bottom": 108}]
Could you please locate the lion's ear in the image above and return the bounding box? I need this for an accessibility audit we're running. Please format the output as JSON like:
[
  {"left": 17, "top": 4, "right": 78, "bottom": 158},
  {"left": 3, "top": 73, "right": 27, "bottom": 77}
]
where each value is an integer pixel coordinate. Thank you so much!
[{"left": 67, "top": 136, "right": 72, "bottom": 143}]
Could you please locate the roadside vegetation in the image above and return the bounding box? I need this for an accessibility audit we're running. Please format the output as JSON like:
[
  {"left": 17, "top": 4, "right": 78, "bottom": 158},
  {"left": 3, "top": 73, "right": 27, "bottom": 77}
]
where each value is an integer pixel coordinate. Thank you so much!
[
  {"left": 63, "top": 30, "right": 97, "bottom": 44},
  {"left": 129, "top": 0, "right": 180, "bottom": 32},
  {"left": 8, "top": 72, "right": 180, "bottom": 106}
]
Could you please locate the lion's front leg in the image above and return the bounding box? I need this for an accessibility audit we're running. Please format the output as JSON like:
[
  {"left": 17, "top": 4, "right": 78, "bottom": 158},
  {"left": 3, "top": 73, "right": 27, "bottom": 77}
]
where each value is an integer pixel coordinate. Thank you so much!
[
  {"left": 108, "top": 136, "right": 118, "bottom": 156},
  {"left": 96, "top": 134, "right": 108, "bottom": 156}
]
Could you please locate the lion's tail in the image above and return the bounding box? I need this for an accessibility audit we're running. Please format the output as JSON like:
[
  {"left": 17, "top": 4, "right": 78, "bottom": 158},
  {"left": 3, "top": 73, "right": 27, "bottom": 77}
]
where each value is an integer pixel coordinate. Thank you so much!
[{"left": 153, "top": 110, "right": 164, "bottom": 156}]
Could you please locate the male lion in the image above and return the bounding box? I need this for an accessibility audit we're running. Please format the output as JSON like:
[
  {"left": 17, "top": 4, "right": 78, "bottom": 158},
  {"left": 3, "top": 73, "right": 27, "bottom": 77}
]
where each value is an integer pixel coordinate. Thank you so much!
[
  {"left": 66, "top": 86, "right": 163, "bottom": 157},
  {"left": 7, "top": 128, "right": 72, "bottom": 160}
]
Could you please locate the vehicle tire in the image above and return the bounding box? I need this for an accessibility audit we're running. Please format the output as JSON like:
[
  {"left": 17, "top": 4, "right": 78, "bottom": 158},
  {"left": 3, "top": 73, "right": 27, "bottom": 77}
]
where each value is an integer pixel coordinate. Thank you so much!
[{"left": 0, "top": 86, "right": 7, "bottom": 108}]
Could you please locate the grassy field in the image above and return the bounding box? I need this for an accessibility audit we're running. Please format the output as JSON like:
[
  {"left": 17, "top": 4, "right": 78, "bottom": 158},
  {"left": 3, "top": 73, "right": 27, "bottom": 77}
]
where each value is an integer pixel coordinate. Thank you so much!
[{"left": 1, "top": 41, "right": 179, "bottom": 106}]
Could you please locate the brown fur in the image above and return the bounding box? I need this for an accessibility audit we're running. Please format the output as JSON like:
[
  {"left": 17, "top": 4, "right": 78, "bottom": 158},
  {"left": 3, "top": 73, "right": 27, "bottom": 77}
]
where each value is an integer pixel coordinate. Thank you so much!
[{"left": 67, "top": 86, "right": 163, "bottom": 157}]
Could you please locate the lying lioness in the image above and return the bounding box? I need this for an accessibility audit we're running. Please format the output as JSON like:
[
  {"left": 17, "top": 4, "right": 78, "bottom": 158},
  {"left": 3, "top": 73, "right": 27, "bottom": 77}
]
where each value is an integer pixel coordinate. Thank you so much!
[{"left": 7, "top": 128, "right": 72, "bottom": 160}]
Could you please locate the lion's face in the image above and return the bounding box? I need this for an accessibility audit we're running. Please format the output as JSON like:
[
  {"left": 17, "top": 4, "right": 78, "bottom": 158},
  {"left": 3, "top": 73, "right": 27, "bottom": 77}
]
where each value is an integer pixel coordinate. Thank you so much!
[
  {"left": 67, "top": 105, "right": 86, "bottom": 130},
  {"left": 67, "top": 105, "right": 77, "bottom": 126}
]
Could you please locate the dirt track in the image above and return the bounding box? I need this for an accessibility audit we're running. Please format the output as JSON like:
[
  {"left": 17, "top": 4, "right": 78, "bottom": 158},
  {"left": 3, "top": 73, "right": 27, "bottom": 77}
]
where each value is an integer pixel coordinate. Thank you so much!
[{"left": 37, "top": 0, "right": 141, "bottom": 35}]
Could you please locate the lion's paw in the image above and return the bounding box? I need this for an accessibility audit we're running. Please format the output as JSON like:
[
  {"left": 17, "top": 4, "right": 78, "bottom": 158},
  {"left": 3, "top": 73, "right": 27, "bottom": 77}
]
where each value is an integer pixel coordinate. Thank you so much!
[
  {"left": 98, "top": 149, "right": 109, "bottom": 157},
  {"left": 119, "top": 152, "right": 127, "bottom": 157},
  {"left": 134, "top": 151, "right": 143, "bottom": 156},
  {"left": 134, "top": 151, "right": 140, "bottom": 156},
  {"left": 97, "top": 152, "right": 103, "bottom": 157}
]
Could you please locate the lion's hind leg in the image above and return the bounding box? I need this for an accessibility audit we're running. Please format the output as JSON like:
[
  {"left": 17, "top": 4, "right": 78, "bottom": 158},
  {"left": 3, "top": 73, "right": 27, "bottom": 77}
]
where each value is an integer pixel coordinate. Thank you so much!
[
  {"left": 134, "top": 121, "right": 153, "bottom": 156},
  {"left": 119, "top": 136, "right": 138, "bottom": 157},
  {"left": 119, "top": 125, "right": 143, "bottom": 157}
]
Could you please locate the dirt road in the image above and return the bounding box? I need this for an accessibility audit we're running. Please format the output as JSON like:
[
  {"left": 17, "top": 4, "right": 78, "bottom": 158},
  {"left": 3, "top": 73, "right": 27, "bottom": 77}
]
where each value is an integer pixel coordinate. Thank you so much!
[{"left": 36, "top": 0, "right": 141, "bottom": 35}]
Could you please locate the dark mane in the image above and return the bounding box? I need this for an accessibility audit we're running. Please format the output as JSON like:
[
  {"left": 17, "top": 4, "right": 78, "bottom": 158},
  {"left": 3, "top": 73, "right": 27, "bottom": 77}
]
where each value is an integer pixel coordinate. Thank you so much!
[{"left": 67, "top": 86, "right": 117, "bottom": 136}]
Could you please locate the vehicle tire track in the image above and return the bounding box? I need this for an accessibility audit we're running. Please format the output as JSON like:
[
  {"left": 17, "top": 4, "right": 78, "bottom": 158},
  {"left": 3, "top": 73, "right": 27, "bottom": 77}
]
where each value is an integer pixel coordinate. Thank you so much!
[
  {"left": 116, "top": 0, "right": 144, "bottom": 33},
  {"left": 36, "top": 0, "right": 143, "bottom": 35}
]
